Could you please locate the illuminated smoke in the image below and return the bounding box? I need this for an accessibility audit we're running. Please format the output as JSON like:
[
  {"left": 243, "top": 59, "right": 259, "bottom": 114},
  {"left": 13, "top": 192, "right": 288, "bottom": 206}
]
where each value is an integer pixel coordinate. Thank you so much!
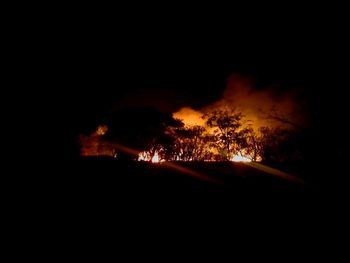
[
  {"left": 173, "top": 107, "right": 206, "bottom": 127},
  {"left": 173, "top": 73, "right": 306, "bottom": 131},
  {"left": 171, "top": 73, "right": 307, "bottom": 162}
]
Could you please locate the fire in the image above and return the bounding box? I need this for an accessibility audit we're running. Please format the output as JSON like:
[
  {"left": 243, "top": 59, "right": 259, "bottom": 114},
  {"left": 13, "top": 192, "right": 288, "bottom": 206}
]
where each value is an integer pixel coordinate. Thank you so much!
[
  {"left": 231, "top": 155, "right": 252, "bottom": 162},
  {"left": 151, "top": 152, "right": 160, "bottom": 163},
  {"left": 138, "top": 152, "right": 148, "bottom": 161},
  {"left": 94, "top": 125, "right": 108, "bottom": 136},
  {"left": 138, "top": 151, "right": 163, "bottom": 163}
]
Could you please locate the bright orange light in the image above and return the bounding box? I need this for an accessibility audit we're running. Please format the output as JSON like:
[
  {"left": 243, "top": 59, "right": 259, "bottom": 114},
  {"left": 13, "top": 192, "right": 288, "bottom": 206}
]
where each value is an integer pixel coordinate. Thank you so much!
[
  {"left": 95, "top": 125, "right": 108, "bottom": 136},
  {"left": 173, "top": 107, "right": 206, "bottom": 127}
]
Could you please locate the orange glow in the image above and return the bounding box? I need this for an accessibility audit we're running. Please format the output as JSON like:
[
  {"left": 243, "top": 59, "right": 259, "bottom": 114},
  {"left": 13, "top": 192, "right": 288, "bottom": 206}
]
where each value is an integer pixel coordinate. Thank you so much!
[
  {"left": 94, "top": 125, "right": 108, "bottom": 136},
  {"left": 81, "top": 73, "right": 305, "bottom": 163},
  {"left": 172, "top": 74, "right": 305, "bottom": 134},
  {"left": 173, "top": 107, "right": 206, "bottom": 127}
]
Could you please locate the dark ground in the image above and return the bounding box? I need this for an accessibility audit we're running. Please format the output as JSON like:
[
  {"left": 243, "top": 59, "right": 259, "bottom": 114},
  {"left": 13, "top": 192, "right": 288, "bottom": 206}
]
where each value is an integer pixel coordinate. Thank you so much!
[
  {"left": 23, "top": 158, "right": 331, "bottom": 217},
  {"left": 8, "top": 146, "right": 349, "bottom": 247}
]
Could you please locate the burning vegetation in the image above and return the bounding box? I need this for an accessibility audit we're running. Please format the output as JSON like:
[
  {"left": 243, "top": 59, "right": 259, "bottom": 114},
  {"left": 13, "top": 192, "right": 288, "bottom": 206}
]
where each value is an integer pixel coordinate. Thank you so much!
[
  {"left": 80, "top": 108, "right": 303, "bottom": 163},
  {"left": 79, "top": 74, "right": 308, "bottom": 163}
]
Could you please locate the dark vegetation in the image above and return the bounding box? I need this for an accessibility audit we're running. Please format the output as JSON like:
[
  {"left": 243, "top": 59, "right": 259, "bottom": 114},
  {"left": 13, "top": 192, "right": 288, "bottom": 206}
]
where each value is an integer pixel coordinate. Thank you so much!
[{"left": 80, "top": 107, "right": 311, "bottom": 163}]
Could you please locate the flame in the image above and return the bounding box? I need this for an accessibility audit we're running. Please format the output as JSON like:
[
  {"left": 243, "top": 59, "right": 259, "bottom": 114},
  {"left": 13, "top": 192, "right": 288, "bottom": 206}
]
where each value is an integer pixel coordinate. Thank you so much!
[
  {"left": 151, "top": 152, "right": 160, "bottom": 163},
  {"left": 138, "top": 152, "right": 148, "bottom": 161},
  {"left": 138, "top": 151, "right": 163, "bottom": 163},
  {"left": 231, "top": 155, "right": 252, "bottom": 162},
  {"left": 94, "top": 125, "right": 108, "bottom": 136}
]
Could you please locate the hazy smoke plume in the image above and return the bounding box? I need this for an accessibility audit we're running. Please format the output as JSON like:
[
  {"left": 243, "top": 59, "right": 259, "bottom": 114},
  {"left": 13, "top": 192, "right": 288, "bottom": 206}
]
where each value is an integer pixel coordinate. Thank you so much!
[{"left": 173, "top": 74, "right": 307, "bottom": 130}]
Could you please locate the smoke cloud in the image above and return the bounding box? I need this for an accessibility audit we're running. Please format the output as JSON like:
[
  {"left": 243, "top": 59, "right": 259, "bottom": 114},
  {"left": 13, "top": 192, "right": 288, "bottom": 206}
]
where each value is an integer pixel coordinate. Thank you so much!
[{"left": 173, "top": 73, "right": 307, "bottom": 130}]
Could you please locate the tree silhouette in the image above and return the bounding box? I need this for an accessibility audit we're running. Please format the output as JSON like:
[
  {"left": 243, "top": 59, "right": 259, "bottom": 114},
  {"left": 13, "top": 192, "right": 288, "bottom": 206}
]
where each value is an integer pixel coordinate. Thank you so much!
[
  {"left": 168, "top": 125, "right": 214, "bottom": 161},
  {"left": 104, "top": 107, "right": 182, "bottom": 160},
  {"left": 205, "top": 110, "right": 244, "bottom": 160},
  {"left": 78, "top": 106, "right": 308, "bottom": 163},
  {"left": 235, "top": 126, "right": 262, "bottom": 161},
  {"left": 258, "top": 127, "right": 303, "bottom": 162}
]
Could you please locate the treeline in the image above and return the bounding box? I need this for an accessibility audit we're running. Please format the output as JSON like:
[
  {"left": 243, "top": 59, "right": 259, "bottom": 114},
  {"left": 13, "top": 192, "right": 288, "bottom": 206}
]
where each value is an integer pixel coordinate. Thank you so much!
[{"left": 80, "top": 108, "right": 306, "bottom": 162}]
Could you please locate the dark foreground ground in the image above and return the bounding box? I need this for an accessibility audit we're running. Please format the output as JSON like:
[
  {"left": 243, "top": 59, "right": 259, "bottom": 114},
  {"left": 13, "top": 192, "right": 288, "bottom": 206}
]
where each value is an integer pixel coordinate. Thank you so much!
[
  {"left": 25, "top": 158, "right": 332, "bottom": 215},
  {"left": 9, "top": 157, "right": 349, "bottom": 239}
]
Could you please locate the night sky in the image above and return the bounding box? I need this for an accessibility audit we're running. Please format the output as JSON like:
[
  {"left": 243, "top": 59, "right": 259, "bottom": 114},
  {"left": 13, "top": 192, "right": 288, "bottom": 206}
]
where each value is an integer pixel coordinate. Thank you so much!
[
  {"left": 41, "top": 20, "right": 349, "bottom": 163},
  {"left": 66, "top": 42, "right": 312, "bottom": 116}
]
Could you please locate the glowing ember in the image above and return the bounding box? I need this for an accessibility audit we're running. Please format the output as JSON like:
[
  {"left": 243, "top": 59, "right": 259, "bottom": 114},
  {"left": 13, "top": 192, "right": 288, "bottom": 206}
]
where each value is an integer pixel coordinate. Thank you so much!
[
  {"left": 231, "top": 155, "right": 252, "bottom": 162},
  {"left": 95, "top": 125, "right": 108, "bottom": 136}
]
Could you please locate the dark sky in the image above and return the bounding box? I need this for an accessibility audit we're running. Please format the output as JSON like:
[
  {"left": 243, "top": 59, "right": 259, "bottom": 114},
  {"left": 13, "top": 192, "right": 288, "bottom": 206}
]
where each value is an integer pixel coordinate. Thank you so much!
[
  {"left": 42, "top": 19, "right": 349, "bottom": 160},
  {"left": 65, "top": 38, "right": 317, "bottom": 114}
]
